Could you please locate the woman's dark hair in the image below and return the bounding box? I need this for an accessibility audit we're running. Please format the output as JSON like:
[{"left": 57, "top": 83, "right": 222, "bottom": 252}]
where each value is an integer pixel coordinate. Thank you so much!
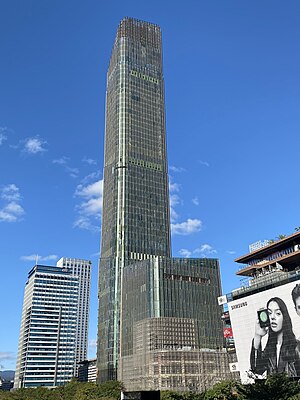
[
  {"left": 265, "top": 297, "right": 297, "bottom": 361},
  {"left": 292, "top": 284, "right": 300, "bottom": 306}
]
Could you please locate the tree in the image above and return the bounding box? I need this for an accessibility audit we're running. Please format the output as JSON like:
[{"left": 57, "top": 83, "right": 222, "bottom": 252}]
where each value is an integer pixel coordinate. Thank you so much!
[
  {"left": 203, "top": 380, "right": 243, "bottom": 400},
  {"left": 238, "top": 373, "right": 300, "bottom": 400},
  {"left": 97, "top": 380, "right": 124, "bottom": 399},
  {"left": 52, "top": 378, "right": 80, "bottom": 400},
  {"left": 289, "top": 394, "right": 300, "bottom": 400},
  {"left": 161, "top": 391, "right": 186, "bottom": 400}
]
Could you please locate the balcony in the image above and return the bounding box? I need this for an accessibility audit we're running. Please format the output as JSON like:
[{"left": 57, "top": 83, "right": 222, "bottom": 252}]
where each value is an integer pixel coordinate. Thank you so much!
[{"left": 230, "top": 268, "right": 300, "bottom": 300}]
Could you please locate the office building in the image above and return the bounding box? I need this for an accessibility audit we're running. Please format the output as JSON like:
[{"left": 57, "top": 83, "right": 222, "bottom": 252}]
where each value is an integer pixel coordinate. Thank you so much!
[
  {"left": 225, "top": 231, "right": 300, "bottom": 383},
  {"left": 98, "top": 16, "right": 170, "bottom": 382},
  {"left": 14, "top": 258, "right": 91, "bottom": 388},
  {"left": 98, "top": 17, "right": 232, "bottom": 391},
  {"left": 57, "top": 258, "right": 91, "bottom": 369},
  {"left": 78, "top": 358, "right": 97, "bottom": 383},
  {"left": 120, "top": 257, "right": 232, "bottom": 392}
]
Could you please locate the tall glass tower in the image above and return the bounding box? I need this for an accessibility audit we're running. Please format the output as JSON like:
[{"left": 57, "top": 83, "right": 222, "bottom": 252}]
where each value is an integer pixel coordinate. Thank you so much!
[
  {"left": 98, "top": 17, "right": 171, "bottom": 381},
  {"left": 98, "top": 18, "right": 231, "bottom": 391}
]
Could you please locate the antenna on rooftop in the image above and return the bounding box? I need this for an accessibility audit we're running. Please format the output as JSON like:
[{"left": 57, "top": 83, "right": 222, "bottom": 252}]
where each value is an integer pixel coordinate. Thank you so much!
[{"left": 35, "top": 254, "right": 39, "bottom": 265}]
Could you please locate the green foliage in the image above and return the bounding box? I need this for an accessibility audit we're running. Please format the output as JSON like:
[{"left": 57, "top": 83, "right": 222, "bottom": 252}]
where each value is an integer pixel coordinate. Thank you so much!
[
  {"left": 52, "top": 378, "right": 80, "bottom": 400},
  {"left": 161, "top": 390, "right": 184, "bottom": 399},
  {"left": 0, "top": 380, "right": 123, "bottom": 400},
  {"left": 97, "top": 380, "right": 124, "bottom": 399},
  {"left": 0, "top": 386, "right": 58, "bottom": 400},
  {"left": 1, "top": 375, "right": 300, "bottom": 400},
  {"left": 276, "top": 234, "right": 287, "bottom": 240},
  {"left": 161, "top": 390, "right": 204, "bottom": 400},
  {"left": 203, "top": 380, "right": 243, "bottom": 400},
  {"left": 161, "top": 390, "right": 191, "bottom": 400},
  {"left": 289, "top": 394, "right": 300, "bottom": 400},
  {"left": 238, "top": 373, "right": 300, "bottom": 400}
]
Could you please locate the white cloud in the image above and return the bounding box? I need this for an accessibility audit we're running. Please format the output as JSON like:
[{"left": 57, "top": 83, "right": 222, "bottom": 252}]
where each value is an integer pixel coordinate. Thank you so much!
[
  {"left": 178, "top": 243, "right": 217, "bottom": 258},
  {"left": 226, "top": 250, "right": 236, "bottom": 255},
  {"left": 1, "top": 184, "right": 21, "bottom": 201},
  {"left": 169, "top": 165, "right": 185, "bottom": 173},
  {"left": 53, "top": 156, "right": 69, "bottom": 165},
  {"left": 74, "top": 178, "right": 103, "bottom": 232},
  {"left": 169, "top": 180, "right": 203, "bottom": 233},
  {"left": 0, "top": 184, "right": 24, "bottom": 222},
  {"left": 179, "top": 249, "right": 192, "bottom": 258},
  {"left": 66, "top": 166, "right": 79, "bottom": 178},
  {"left": 170, "top": 207, "right": 178, "bottom": 222},
  {"left": 90, "top": 251, "right": 100, "bottom": 258},
  {"left": 20, "top": 254, "right": 58, "bottom": 262},
  {"left": 53, "top": 156, "right": 79, "bottom": 178},
  {"left": 73, "top": 216, "right": 98, "bottom": 232},
  {"left": 171, "top": 218, "right": 202, "bottom": 235},
  {"left": 81, "top": 171, "right": 101, "bottom": 185},
  {"left": 0, "top": 134, "right": 7, "bottom": 145},
  {"left": 0, "top": 351, "right": 16, "bottom": 370},
  {"left": 79, "top": 197, "right": 102, "bottom": 215},
  {"left": 170, "top": 194, "right": 180, "bottom": 208},
  {"left": 0, "top": 127, "right": 10, "bottom": 145},
  {"left": 89, "top": 339, "right": 97, "bottom": 349},
  {"left": 75, "top": 180, "right": 103, "bottom": 200},
  {"left": 169, "top": 193, "right": 180, "bottom": 222},
  {"left": 4, "top": 202, "right": 24, "bottom": 215},
  {"left": 194, "top": 244, "right": 217, "bottom": 256},
  {"left": 169, "top": 179, "right": 181, "bottom": 223},
  {"left": 0, "top": 352, "right": 15, "bottom": 361},
  {"left": 82, "top": 157, "right": 97, "bottom": 166},
  {"left": 199, "top": 160, "right": 209, "bottom": 167},
  {"left": 23, "top": 136, "right": 47, "bottom": 154},
  {"left": 192, "top": 197, "right": 199, "bottom": 206},
  {"left": 169, "top": 182, "right": 180, "bottom": 192}
]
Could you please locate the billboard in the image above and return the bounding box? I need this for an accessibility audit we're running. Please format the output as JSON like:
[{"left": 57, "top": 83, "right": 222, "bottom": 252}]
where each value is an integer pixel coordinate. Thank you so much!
[{"left": 228, "top": 280, "right": 300, "bottom": 383}]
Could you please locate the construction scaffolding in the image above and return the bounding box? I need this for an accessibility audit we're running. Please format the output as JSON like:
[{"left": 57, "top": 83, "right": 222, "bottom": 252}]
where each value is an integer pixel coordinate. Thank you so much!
[{"left": 120, "top": 317, "right": 235, "bottom": 392}]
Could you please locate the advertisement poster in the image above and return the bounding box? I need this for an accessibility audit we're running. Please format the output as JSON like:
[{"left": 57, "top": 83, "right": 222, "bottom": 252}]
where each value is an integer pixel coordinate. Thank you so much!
[{"left": 229, "top": 280, "right": 300, "bottom": 383}]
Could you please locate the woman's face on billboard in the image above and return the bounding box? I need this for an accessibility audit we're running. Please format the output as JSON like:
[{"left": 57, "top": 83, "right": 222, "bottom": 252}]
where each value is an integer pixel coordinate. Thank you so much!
[
  {"left": 295, "top": 297, "right": 300, "bottom": 316},
  {"left": 268, "top": 300, "right": 283, "bottom": 333}
]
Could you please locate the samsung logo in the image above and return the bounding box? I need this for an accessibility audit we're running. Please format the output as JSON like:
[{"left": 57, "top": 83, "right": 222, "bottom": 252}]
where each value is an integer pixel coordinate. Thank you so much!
[{"left": 231, "top": 301, "right": 248, "bottom": 310}]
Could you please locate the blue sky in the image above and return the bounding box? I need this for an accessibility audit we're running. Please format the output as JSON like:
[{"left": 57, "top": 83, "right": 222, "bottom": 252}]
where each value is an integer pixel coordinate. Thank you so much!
[{"left": 1, "top": 0, "right": 300, "bottom": 370}]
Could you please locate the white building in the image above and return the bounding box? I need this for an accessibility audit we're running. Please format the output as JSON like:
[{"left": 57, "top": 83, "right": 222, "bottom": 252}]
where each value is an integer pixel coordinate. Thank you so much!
[
  {"left": 56, "top": 258, "right": 91, "bottom": 370},
  {"left": 14, "top": 258, "right": 91, "bottom": 388},
  {"left": 78, "top": 358, "right": 97, "bottom": 383}
]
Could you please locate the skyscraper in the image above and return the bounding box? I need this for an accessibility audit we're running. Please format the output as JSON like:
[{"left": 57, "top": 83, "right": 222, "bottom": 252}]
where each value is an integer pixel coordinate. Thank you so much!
[
  {"left": 56, "top": 258, "right": 91, "bottom": 369},
  {"left": 14, "top": 258, "right": 91, "bottom": 388},
  {"left": 98, "top": 18, "right": 231, "bottom": 391},
  {"left": 98, "top": 17, "right": 171, "bottom": 381}
]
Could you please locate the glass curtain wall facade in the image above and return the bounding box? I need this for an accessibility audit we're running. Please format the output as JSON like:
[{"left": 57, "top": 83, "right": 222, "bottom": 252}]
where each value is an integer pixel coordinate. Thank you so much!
[
  {"left": 98, "top": 17, "right": 171, "bottom": 381},
  {"left": 14, "top": 266, "right": 79, "bottom": 388},
  {"left": 119, "top": 257, "right": 228, "bottom": 392},
  {"left": 98, "top": 17, "right": 231, "bottom": 390}
]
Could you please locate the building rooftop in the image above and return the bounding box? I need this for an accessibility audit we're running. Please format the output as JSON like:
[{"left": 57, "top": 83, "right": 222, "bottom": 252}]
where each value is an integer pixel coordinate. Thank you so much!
[{"left": 235, "top": 231, "right": 300, "bottom": 277}]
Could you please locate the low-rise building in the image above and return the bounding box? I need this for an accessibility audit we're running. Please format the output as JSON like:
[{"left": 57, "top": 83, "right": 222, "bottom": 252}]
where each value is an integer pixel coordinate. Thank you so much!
[{"left": 78, "top": 359, "right": 97, "bottom": 382}]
